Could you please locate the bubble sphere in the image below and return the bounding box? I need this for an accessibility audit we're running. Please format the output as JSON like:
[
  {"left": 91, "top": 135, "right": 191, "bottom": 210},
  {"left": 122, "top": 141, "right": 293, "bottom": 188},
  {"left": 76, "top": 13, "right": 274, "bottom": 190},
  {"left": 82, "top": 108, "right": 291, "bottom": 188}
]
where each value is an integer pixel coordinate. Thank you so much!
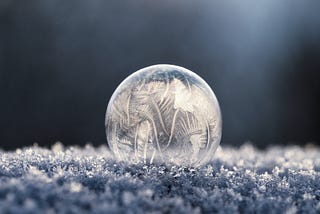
[{"left": 105, "top": 64, "right": 222, "bottom": 166}]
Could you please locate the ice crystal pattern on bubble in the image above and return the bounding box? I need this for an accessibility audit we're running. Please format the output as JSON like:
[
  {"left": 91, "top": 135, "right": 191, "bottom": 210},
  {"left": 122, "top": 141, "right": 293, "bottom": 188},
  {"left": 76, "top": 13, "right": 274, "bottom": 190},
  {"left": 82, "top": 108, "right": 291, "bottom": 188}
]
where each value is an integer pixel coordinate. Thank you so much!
[{"left": 105, "top": 65, "right": 222, "bottom": 166}]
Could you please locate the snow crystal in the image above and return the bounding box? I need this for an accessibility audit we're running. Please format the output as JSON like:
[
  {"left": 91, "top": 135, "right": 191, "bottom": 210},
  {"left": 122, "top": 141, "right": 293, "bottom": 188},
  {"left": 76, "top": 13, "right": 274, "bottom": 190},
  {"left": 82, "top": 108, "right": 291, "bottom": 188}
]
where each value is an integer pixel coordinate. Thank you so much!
[{"left": 0, "top": 143, "right": 319, "bottom": 213}]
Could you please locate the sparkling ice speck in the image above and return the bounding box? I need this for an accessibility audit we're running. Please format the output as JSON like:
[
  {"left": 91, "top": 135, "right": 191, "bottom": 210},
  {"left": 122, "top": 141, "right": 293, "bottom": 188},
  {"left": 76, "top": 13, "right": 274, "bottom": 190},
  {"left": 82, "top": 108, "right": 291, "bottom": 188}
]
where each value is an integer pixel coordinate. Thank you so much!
[{"left": 105, "top": 64, "right": 222, "bottom": 166}]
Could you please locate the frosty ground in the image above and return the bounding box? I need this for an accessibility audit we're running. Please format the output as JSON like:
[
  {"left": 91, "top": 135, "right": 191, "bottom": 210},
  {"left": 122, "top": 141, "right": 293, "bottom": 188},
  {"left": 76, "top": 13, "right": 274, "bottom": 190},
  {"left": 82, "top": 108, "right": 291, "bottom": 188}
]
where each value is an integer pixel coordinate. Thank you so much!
[{"left": 0, "top": 143, "right": 319, "bottom": 213}]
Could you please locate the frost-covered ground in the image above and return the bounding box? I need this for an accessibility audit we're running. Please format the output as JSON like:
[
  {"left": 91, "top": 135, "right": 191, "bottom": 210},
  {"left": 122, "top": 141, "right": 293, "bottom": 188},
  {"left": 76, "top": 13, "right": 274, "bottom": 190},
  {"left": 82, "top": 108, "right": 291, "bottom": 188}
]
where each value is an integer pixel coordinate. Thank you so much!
[{"left": 0, "top": 143, "right": 319, "bottom": 214}]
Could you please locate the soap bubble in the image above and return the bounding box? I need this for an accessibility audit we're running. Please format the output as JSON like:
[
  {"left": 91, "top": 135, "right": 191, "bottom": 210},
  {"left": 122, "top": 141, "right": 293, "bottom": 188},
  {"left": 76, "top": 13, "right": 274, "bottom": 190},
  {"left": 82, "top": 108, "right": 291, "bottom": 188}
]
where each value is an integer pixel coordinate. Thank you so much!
[{"left": 105, "top": 64, "right": 222, "bottom": 166}]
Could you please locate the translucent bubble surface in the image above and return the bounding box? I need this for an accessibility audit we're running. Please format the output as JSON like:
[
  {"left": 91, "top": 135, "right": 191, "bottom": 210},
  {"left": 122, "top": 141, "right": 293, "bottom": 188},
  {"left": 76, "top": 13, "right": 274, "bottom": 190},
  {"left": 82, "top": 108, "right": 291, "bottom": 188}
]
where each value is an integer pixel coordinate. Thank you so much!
[{"left": 105, "top": 64, "right": 222, "bottom": 166}]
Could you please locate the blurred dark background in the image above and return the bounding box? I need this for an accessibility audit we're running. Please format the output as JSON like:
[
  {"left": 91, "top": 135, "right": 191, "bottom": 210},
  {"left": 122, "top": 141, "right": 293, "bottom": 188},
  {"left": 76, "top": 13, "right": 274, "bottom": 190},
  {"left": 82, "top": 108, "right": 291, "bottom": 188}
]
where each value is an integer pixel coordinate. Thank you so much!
[{"left": 0, "top": 0, "right": 319, "bottom": 150}]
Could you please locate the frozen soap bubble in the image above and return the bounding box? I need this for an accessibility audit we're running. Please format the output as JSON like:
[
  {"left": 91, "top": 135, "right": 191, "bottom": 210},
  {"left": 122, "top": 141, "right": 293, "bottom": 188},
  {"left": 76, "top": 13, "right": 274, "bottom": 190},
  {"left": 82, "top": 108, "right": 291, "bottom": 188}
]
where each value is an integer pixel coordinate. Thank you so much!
[{"left": 105, "top": 64, "right": 222, "bottom": 167}]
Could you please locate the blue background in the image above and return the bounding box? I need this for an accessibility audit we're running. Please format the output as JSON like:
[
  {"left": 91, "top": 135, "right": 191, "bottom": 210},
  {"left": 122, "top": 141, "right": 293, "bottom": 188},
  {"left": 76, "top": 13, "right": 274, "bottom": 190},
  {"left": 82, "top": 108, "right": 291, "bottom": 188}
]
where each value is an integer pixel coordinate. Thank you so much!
[{"left": 0, "top": 0, "right": 319, "bottom": 149}]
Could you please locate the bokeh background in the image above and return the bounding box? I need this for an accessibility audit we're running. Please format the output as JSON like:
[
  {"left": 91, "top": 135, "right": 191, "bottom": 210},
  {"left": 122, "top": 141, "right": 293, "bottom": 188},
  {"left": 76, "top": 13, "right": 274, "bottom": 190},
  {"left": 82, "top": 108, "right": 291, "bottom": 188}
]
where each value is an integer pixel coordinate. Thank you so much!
[{"left": 1, "top": 0, "right": 319, "bottom": 150}]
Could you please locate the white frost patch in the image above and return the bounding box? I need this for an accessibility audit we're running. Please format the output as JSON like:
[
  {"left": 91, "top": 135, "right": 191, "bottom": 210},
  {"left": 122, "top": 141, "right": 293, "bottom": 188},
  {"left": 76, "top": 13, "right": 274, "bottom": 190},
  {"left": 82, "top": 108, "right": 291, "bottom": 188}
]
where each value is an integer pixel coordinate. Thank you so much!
[
  {"left": 0, "top": 143, "right": 319, "bottom": 213},
  {"left": 69, "top": 182, "right": 83, "bottom": 192}
]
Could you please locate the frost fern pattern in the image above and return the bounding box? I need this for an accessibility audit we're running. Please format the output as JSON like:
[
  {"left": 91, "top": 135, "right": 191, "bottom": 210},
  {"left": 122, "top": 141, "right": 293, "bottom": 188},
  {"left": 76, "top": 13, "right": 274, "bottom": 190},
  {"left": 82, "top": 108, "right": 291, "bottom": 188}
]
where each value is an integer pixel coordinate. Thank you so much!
[{"left": 105, "top": 65, "right": 222, "bottom": 166}]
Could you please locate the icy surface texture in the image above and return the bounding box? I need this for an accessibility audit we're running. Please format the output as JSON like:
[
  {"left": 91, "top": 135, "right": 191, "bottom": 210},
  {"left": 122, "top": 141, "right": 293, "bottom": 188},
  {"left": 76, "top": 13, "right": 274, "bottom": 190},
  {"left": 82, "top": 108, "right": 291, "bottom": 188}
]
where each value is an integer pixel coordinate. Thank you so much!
[
  {"left": 105, "top": 64, "right": 222, "bottom": 166},
  {"left": 0, "top": 143, "right": 319, "bottom": 213}
]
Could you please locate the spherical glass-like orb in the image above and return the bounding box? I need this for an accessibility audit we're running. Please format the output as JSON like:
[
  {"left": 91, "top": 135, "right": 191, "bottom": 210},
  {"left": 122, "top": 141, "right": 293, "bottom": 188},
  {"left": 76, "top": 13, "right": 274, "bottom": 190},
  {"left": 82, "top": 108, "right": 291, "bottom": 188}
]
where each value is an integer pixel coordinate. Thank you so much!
[{"left": 105, "top": 64, "right": 222, "bottom": 166}]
